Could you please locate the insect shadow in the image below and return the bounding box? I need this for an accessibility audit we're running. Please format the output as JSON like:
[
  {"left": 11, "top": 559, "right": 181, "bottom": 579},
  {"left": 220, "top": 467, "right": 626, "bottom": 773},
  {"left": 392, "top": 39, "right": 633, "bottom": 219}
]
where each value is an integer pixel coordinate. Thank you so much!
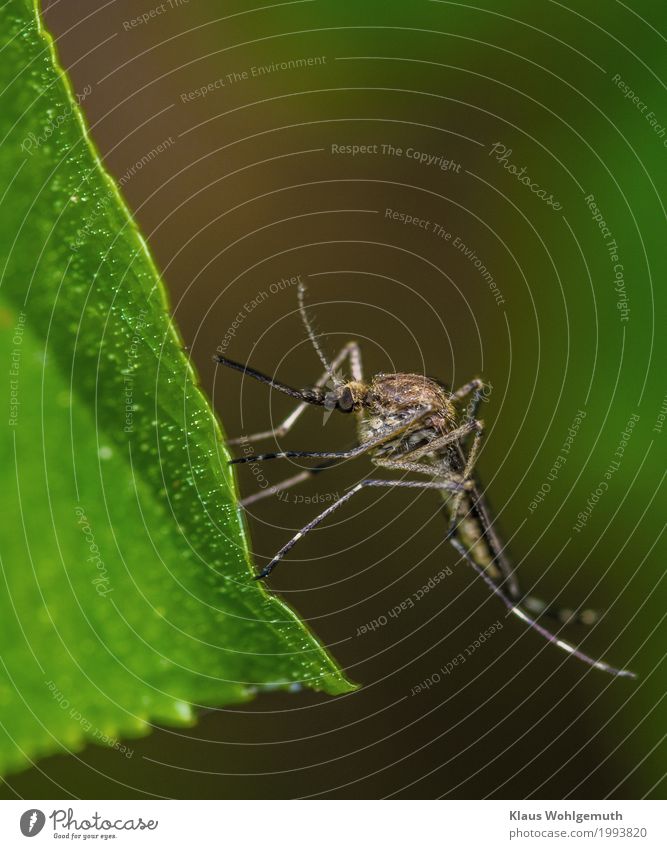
[{"left": 214, "top": 283, "right": 635, "bottom": 679}]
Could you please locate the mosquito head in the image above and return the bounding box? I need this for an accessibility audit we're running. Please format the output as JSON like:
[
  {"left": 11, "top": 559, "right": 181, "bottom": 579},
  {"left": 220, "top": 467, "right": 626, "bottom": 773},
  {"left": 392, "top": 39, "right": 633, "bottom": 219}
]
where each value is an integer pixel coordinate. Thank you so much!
[{"left": 322, "top": 380, "right": 367, "bottom": 414}]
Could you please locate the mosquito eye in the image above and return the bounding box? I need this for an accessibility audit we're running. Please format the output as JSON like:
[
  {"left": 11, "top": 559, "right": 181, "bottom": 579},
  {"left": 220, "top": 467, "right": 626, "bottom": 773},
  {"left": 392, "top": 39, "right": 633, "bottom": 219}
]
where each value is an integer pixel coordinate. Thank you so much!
[{"left": 338, "top": 387, "right": 354, "bottom": 412}]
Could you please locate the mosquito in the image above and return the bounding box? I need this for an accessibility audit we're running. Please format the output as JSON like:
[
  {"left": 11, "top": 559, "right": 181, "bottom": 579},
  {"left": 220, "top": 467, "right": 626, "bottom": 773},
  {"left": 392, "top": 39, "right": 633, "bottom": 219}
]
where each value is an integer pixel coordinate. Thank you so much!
[{"left": 214, "top": 283, "right": 636, "bottom": 679}]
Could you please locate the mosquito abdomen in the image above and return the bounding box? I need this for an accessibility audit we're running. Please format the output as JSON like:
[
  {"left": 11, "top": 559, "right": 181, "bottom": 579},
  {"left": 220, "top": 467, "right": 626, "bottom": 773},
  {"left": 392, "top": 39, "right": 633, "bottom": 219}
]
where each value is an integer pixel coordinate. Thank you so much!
[{"left": 446, "top": 494, "right": 502, "bottom": 581}]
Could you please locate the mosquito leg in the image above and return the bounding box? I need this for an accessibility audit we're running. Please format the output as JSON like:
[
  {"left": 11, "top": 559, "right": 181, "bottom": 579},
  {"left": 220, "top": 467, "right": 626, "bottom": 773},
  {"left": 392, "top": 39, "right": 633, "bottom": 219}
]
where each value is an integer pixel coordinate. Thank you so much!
[
  {"left": 452, "top": 378, "right": 485, "bottom": 401},
  {"left": 409, "top": 376, "right": 600, "bottom": 629},
  {"left": 372, "top": 461, "right": 470, "bottom": 501},
  {"left": 226, "top": 341, "right": 363, "bottom": 445},
  {"left": 378, "top": 416, "right": 483, "bottom": 534},
  {"left": 346, "top": 339, "right": 363, "bottom": 382},
  {"left": 362, "top": 479, "right": 465, "bottom": 492},
  {"left": 255, "top": 477, "right": 465, "bottom": 579},
  {"left": 448, "top": 535, "right": 635, "bottom": 678},
  {"left": 241, "top": 472, "right": 309, "bottom": 507},
  {"left": 255, "top": 486, "right": 361, "bottom": 579},
  {"left": 392, "top": 420, "right": 481, "bottom": 466},
  {"left": 456, "top": 482, "right": 602, "bottom": 627},
  {"left": 226, "top": 418, "right": 300, "bottom": 447},
  {"left": 374, "top": 457, "right": 466, "bottom": 481},
  {"left": 231, "top": 406, "right": 435, "bottom": 465},
  {"left": 446, "top": 423, "right": 485, "bottom": 537},
  {"left": 333, "top": 341, "right": 363, "bottom": 381},
  {"left": 449, "top": 378, "right": 488, "bottom": 524},
  {"left": 451, "top": 475, "right": 601, "bottom": 628},
  {"left": 452, "top": 378, "right": 487, "bottom": 422},
  {"left": 239, "top": 461, "right": 336, "bottom": 507},
  {"left": 443, "top": 380, "right": 524, "bottom": 598},
  {"left": 297, "top": 282, "right": 364, "bottom": 381},
  {"left": 520, "top": 596, "right": 602, "bottom": 627},
  {"left": 448, "top": 377, "right": 487, "bottom": 521}
]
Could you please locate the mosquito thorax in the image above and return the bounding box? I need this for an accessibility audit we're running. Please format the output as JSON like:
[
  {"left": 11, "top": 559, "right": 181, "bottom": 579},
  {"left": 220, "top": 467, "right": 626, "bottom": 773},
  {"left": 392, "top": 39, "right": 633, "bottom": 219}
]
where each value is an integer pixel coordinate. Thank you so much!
[{"left": 365, "top": 373, "right": 457, "bottom": 422}]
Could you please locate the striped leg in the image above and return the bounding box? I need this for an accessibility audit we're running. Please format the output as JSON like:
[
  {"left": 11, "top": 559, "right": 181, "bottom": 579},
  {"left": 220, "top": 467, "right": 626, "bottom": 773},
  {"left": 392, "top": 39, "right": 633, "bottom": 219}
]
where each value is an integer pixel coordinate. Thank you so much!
[
  {"left": 255, "top": 477, "right": 465, "bottom": 580},
  {"left": 239, "top": 460, "right": 336, "bottom": 507},
  {"left": 449, "top": 381, "right": 600, "bottom": 628},
  {"left": 449, "top": 536, "right": 635, "bottom": 679},
  {"left": 373, "top": 457, "right": 467, "bottom": 481},
  {"left": 231, "top": 405, "right": 435, "bottom": 465},
  {"left": 459, "top": 484, "right": 602, "bottom": 629},
  {"left": 446, "top": 422, "right": 485, "bottom": 536},
  {"left": 447, "top": 379, "right": 487, "bottom": 535}
]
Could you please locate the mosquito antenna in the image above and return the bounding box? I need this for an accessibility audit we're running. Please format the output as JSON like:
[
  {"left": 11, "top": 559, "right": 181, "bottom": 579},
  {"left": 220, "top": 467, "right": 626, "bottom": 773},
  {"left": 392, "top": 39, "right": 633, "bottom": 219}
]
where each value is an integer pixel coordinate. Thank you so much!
[{"left": 298, "top": 280, "right": 342, "bottom": 387}]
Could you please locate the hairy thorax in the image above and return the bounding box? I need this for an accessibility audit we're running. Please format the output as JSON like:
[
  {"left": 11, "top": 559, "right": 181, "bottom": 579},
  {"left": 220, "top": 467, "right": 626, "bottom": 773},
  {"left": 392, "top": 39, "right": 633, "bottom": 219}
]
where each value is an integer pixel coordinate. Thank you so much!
[{"left": 356, "top": 373, "right": 458, "bottom": 457}]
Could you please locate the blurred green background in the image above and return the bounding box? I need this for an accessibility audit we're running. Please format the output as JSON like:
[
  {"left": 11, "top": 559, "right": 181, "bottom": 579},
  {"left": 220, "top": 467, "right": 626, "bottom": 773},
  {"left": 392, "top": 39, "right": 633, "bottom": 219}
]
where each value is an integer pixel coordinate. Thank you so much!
[{"left": 5, "top": 0, "right": 664, "bottom": 798}]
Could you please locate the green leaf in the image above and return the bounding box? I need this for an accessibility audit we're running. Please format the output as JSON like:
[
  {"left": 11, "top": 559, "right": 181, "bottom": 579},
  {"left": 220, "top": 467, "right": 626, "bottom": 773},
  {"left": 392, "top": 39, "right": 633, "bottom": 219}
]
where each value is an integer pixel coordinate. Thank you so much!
[{"left": 0, "top": 0, "right": 353, "bottom": 776}]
